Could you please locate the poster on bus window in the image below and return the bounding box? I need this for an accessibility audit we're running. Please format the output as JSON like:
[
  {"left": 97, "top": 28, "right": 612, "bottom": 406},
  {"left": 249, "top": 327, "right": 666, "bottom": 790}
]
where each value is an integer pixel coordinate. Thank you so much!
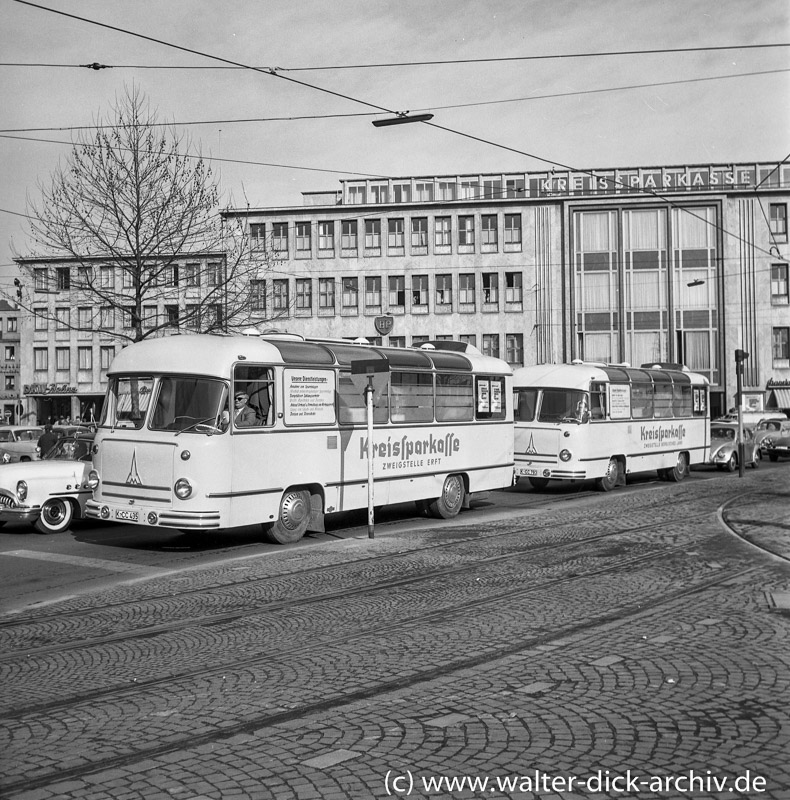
[
  {"left": 609, "top": 384, "right": 631, "bottom": 420},
  {"left": 491, "top": 379, "right": 502, "bottom": 412},
  {"left": 477, "top": 379, "right": 490, "bottom": 413},
  {"left": 284, "top": 369, "right": 336, "bottom": 425}
]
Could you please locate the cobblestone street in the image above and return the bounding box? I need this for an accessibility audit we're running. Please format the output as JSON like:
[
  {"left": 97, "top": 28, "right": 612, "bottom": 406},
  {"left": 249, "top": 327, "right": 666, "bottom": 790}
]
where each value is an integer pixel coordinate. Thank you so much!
[{"left": 1, "top": 469, "right": 789, "bottom": 800}]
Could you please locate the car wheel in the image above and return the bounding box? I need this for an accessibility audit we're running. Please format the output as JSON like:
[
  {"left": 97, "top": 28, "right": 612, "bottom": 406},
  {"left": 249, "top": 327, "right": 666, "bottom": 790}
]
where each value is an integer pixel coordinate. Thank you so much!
[
  {"left": 751, "top": 449, "right": 761, "bottom": 469},
  {"left": 595, "top": 457, "right": 619, "bottom": 492},
  {"left": 726, "top": 453, "right": 738, "bottom": 472},
  {"left": 768, "top": 453, "right": 779, "bottom": 462},
  {"left": 428, "top": 474, "right": 465, "bottom": 519},
  {"left": 34, "top": 498, "right": 75, "bottom": 534},
  {"left": 261, "top": 489, "right": 312, "bottom": 544}
]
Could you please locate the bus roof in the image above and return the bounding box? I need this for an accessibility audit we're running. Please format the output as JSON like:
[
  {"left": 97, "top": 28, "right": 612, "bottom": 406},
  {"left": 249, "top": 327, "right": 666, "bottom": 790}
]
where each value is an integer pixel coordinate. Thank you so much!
[
  {"left": 107, "top": 333, "right": 512, "bottom": 378},
  {"left": 512, "top": 362, "right": 708, "bottom": 389}
]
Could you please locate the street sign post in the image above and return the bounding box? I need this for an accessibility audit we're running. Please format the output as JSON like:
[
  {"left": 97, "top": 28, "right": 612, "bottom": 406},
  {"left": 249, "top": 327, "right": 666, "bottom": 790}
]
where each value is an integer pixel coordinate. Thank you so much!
[
  {"left": 350, "top": 359, "right": 390, "bottom": 538},
  {"left": 735, "top": 349, "right": 749, "bottom": 478}
]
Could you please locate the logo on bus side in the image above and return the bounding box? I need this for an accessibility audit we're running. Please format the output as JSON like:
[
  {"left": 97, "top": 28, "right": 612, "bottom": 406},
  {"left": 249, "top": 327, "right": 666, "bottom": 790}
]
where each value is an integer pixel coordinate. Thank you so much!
[
  {"left": 640, "top": 424, "right": 687, "bottom": 447},
  {"left": 360, "top": 432, "right": 461, "bottom": 470},
  {"left": 126, "top": 451, "right": 142, "bottom": 485}
]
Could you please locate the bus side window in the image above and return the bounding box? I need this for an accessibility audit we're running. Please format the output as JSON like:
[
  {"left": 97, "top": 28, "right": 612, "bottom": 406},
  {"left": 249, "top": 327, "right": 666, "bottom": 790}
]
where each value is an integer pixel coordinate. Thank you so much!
[
  {"left": 514, "top": 389, "right": 536, "bottom": 422},
  {"left": 233, "top": 365, "right": 274, "bottom": 427},
  {"left": 589, "top": 383, "right": 606, "bottom": 420},
  {"left": 631, "top": 381, "right": 653, "bottom": 419}
]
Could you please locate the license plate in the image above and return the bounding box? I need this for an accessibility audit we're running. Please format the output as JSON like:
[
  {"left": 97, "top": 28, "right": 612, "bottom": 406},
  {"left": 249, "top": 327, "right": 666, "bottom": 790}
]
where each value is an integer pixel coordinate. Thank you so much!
[
  {"left": 516, "top": 467, "right": 539, "bottom": 477},
  {"left": 115, "top": 509, "right": 139, "bottom": 522}
]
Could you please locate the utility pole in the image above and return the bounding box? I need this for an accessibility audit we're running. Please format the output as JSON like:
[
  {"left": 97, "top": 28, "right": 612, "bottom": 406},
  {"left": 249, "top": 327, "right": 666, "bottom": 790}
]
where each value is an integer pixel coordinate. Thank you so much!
[{"left": 734, "top": 349, "right": 749, "bottom": 478}]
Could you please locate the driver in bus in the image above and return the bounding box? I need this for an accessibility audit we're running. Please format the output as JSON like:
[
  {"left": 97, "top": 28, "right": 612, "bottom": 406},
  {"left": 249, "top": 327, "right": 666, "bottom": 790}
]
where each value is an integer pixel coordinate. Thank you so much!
[{"left": 233, "top": 391, "right": 258, "bottom": 427}]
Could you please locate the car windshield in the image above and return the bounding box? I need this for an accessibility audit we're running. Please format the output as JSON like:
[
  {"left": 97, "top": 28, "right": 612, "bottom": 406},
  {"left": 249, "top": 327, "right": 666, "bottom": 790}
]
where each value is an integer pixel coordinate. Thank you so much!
[
  {"left": 711, "top": 427, "right": 735, "bottom": 440},
  {"left": 46, "top": 438, "right": 92, "bottom": 461}
]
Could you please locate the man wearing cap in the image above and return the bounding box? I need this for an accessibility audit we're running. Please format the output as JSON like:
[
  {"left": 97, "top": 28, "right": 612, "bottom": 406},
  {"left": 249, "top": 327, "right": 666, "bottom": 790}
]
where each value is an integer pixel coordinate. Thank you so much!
[{"left": 233, "top": 391, "right": 258, "bottom": 427}]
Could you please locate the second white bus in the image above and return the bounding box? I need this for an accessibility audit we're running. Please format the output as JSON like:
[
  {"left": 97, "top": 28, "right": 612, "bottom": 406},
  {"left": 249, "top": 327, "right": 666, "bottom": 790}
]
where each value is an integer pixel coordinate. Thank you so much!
[
  {"left": 512, "top": 362, "right": 710, "bottom": 491},
  {"left": 86, "top": 334, "right": 514, "bottom": 542}
]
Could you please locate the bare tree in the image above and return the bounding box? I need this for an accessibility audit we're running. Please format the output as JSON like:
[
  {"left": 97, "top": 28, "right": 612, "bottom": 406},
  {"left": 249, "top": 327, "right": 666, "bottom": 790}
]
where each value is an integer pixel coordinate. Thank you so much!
[{"left": 16, "top": 85, "right": 282, "bottom": 342}]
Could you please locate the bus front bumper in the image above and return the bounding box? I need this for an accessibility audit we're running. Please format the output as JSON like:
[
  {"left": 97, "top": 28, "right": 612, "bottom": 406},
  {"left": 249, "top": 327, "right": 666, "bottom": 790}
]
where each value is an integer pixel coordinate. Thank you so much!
[{"left": 85, "top": 500, "right": 222, "bottom": 529}]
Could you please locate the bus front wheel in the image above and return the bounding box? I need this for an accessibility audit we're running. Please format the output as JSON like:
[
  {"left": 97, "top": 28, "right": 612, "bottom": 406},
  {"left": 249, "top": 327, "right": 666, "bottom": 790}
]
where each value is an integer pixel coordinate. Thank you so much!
[
  {"left": 528, "top": 477, "right": 550, "bottom": 490},
  {"left": 261, "top": 489, "right": 311, "bottom": 544},
  {"left": 595, "top": 458, "right": 620, "bottom": 492},
  {"left": 428, "top": 474, "right": 465, "bottom": 519},
  {"left": 666, "top": 452, "right": 689, "bottom": 483}
]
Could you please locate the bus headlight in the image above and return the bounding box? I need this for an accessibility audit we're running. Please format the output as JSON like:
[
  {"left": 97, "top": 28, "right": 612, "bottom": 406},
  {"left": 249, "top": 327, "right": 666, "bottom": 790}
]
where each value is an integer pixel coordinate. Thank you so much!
[
  {"left": 174, "top": 478, "right": 193, "bottom": 499},
  {"left": 87, "top": 470, "right": 100, "bottom": 490},
  {"left": 559, "top": 449, "right": 572, "bottom": 462},
  {"left": 16, "top": 480, "right": 28, "bottom": 501}
]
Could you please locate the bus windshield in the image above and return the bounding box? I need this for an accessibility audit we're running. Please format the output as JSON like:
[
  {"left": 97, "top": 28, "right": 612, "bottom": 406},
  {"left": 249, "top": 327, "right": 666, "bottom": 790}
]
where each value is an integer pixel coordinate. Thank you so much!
[
  {"left": 538, "top": 389, "right": 589, "bottom": 423},
  {"left": 150, "top": 376, "right": 229, "bottom": 433}
]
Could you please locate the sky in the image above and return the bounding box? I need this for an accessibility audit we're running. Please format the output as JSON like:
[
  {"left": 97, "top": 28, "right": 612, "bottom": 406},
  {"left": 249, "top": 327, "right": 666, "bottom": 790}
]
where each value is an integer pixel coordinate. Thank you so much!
[{"left": 1, "top": 0, "right": 788, "bottom": 296}]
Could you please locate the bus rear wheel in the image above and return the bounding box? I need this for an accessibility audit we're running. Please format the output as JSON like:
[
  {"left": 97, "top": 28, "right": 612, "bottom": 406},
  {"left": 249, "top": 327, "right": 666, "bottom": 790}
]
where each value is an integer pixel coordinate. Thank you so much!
[
  {"left": 428, "top": 474, "right": 465, "bottom": 519},
  {"left": 261, "top": 489, "right": 311, "bottom": 544},
  {"left": 595, "top": 458, "right": 619, "bottom": 492},
  {"left": 666, "top": 452, "right": 689, "bottom": 482}
]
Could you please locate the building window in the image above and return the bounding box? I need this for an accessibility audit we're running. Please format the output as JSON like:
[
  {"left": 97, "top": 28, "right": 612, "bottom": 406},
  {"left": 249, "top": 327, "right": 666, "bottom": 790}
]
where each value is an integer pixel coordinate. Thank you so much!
[
  {"left": 342, "top": 277, "right": 358, "bottom": 310},
  {"left": 389, "top": 336, "right": 406, "bottom": 348},
  {"left": 34, "top": 348, "right": 48, "bottom": 371},
  {"left": 770, "top": 203, "right": 787, "bottom": 240},
  {"left": 165, "top": 305, "right": 179, "bottom": 327},
  {"left": 411, "top": 217, "right": 428, "bottom": 249},
  {"left": 78, "top": 307, "right": 92, "bottom": 330},
  {"left": 100, "top": 346, "right": 115, "bottom": 370},
  {"left": 771, "top": 263, "right": 789, "bottom": 303},
  {"left": 5, "top": 375, "right": 14, "bottom": 391},
  {"left": 773, "top": 327, "right": 790, "bottom": 360},
  {"left": 436, "top": 274, "right": 452, "bottom": 309},
  {"left": 207, "top": 261, "right": 223, "bottom": 286},
  {"left": 389, "top": 275, "right": 406, "bottom": 311},
  {"left": 250, "top": 223, "right": 266, "bottom": 249},
  {"left": 34, "top": 268, "right": 48, "bottom": 292},
  {"left": 141, "top": 306, "right": 156, "bottom": 329},
  {"left": 56, "top": 267, "right": 70, "bottom": 291},
  {"left": 78, "top": 346, "right": 92, "bottom": 371},
  {"left": 482, "top": 273, "right": 499, "bottom": 305},
  {"left": 438, "top": 181, "right": 455, "bottom": 201},
  {"left": 99, "top": 266, "right": 114, "bottom": 288},
  {"left": 100, "top": 306, "right": 114, "bottom": 329},
  {"left": 415, "top": 182, "right": 434, "bottom": 202},
  {"left": 319, "top": 278, "right": 335, "bottom": 311},
  {"left": 272, "top": 222, "right": 288, "bottom": 254},
  {"left": 348, "top": 185, "right": 366, "bottom": 204},
  {"left": 341, "top": 220, "right": 358, "bottom": 250},
  {"left": 365, "top": 276, "right": 382, "bottom": 311},
  {"left": 483, "top": 179, "right": 502, "bottom": 200},
  {"left": 204, "top": 304, "right": 223, "bottom": 330},
  {"left": 388, "top": 218, "right": 404, "bottom": 250},
  {"left": 6, "top": 317, "right": 17, "bottom": 332},
  {"left": 482, "top": 334, "right": 500, "bottom": 358},
  {"left": 365, "top": 219, "right": 381, "bottom": 250},
  {"left": 459, "top": 273, "right": 476, "bottom": 311},
  {"left": 505, "top": 214, "right": 522, "bottom": 244},
  {"left": 5, "top": 345, "right": 15, "bottom": 361},
  {"left": 296, "top": 221, "right": 311, "bottom": 253},
  {"left": 34, "top": 307, "right": 47, "bottom": 330},
  {"left": 318, "top": 221, "right": 334, "bottom": 252},
  {"left": 122, "top": 269, "right": 134, "bottom": 289},
  {"left": 251, "top": 279, "right": 266, "bottom": 311},
  {"left": 55, "top": 307, "right": 69, "bottom": 329},
  {"left": 482, "top": 215, "right": 498, "bottom": 247},
  {"left": 435, "top": 217, "right": 451, "bottom": 248},
  {"left": 459, "top": 180, "right": 478, "bottom": 199},
  {"left": 393, "top": 183, "right": 410, "bottom": 203},
  {"left": 185, "top": 262, "right": 201, "bottom": 287},
  {"left": 370, "top": 184, "right": 388, "bottom": 203},
  {"left": 273, "top": 279, "right": 289, "bottom": 312},
  {"left": 506, "top": 333, "right": 524, "bottom": 366},
  {"left": 460, "top": 334, "right": 476, "bottom": 348},
  {"left": 296, "top": 279, "right": 312, "bottom": 312},
  {"left": 412, "top": 274, "right": 428, "bottom": 307},
  {"left": 505, "top": 272, "right": 523, "bottom": 306},
  {"left": 505, "top": 177, "right": 525, "bottom": 198},
  {"left": 458, "top": 216, "right": 475, "bottom": 247}
]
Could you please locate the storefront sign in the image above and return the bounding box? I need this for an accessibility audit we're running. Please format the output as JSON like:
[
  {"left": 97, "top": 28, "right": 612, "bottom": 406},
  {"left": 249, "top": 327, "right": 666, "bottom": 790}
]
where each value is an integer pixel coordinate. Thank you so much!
[{"left": 23, "top": 383, "right": 77, "bottom": 394}]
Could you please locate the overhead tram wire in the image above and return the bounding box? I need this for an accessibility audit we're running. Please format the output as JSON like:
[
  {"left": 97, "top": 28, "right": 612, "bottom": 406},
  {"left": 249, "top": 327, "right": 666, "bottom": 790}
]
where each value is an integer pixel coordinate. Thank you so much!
[
  {"left": 1, "top": 41, "right": 788, "bottom": 71},
  {"left": 10, "top": 0, "right": 789, "bottom": 264}
]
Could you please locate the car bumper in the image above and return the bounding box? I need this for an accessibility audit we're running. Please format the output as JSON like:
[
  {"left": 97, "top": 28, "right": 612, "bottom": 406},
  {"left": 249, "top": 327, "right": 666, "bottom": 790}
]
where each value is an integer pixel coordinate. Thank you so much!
[{"left": 0, "top": 507, "right": 40, "bottom": 524}]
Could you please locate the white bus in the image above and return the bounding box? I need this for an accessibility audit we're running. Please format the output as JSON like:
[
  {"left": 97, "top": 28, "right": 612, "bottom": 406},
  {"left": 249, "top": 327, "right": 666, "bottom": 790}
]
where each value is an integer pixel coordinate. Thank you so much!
[
  {"left": 86, "top": 334, "right": 513, "bottom": 542},
  {"left": 512, "top": 362, "right": 710, "bottom": 491}
]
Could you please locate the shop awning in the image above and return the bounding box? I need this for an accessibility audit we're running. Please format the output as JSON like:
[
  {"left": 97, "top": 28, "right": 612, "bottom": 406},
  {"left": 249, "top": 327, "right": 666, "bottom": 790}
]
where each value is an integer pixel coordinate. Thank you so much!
[{"left": 767, "top": 388, "right": 790, "bottom": 410}]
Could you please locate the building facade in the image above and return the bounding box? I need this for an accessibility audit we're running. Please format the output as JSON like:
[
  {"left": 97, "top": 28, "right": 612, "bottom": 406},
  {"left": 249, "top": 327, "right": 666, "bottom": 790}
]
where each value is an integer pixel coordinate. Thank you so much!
[
  {"left": 224, "top": 160, "right": 790, "bottom": 418},
  {"left": 0, "top": 300, "right": 21, "bottom": 423},
  {"left": 12, "top": 160, "right": 790, "bottom": 423}
]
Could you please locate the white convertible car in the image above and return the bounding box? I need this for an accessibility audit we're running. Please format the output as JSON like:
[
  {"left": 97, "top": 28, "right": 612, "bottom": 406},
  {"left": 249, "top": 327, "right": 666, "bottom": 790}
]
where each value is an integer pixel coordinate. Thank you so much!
[{"left": 0, "top": 433, "right": 94, "bottom": 533}]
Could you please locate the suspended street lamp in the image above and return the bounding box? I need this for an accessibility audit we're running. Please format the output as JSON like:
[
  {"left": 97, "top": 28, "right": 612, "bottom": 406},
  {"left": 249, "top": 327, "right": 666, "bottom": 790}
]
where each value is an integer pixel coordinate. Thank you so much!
[{"left": 372, "top": 112, "right": 434, "bottom": 127}]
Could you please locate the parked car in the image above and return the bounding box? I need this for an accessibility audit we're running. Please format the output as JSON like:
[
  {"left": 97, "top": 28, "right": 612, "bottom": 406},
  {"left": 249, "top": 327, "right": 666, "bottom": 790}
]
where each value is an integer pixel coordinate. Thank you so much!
[
  {"left": 753, "top": 417, "right": 789, "bottom": 452},
  {"left": 707, "top": 422, "right": 761, "bottom": 471},
  {"left": 0, "top": 433, "right": 94, "bottom": 533},
  {"left": 762, "top": 419, "right": 790, "bottom": 462},
  {"left": 0, "top": 425, "right": 44, "bottom": 463}
]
